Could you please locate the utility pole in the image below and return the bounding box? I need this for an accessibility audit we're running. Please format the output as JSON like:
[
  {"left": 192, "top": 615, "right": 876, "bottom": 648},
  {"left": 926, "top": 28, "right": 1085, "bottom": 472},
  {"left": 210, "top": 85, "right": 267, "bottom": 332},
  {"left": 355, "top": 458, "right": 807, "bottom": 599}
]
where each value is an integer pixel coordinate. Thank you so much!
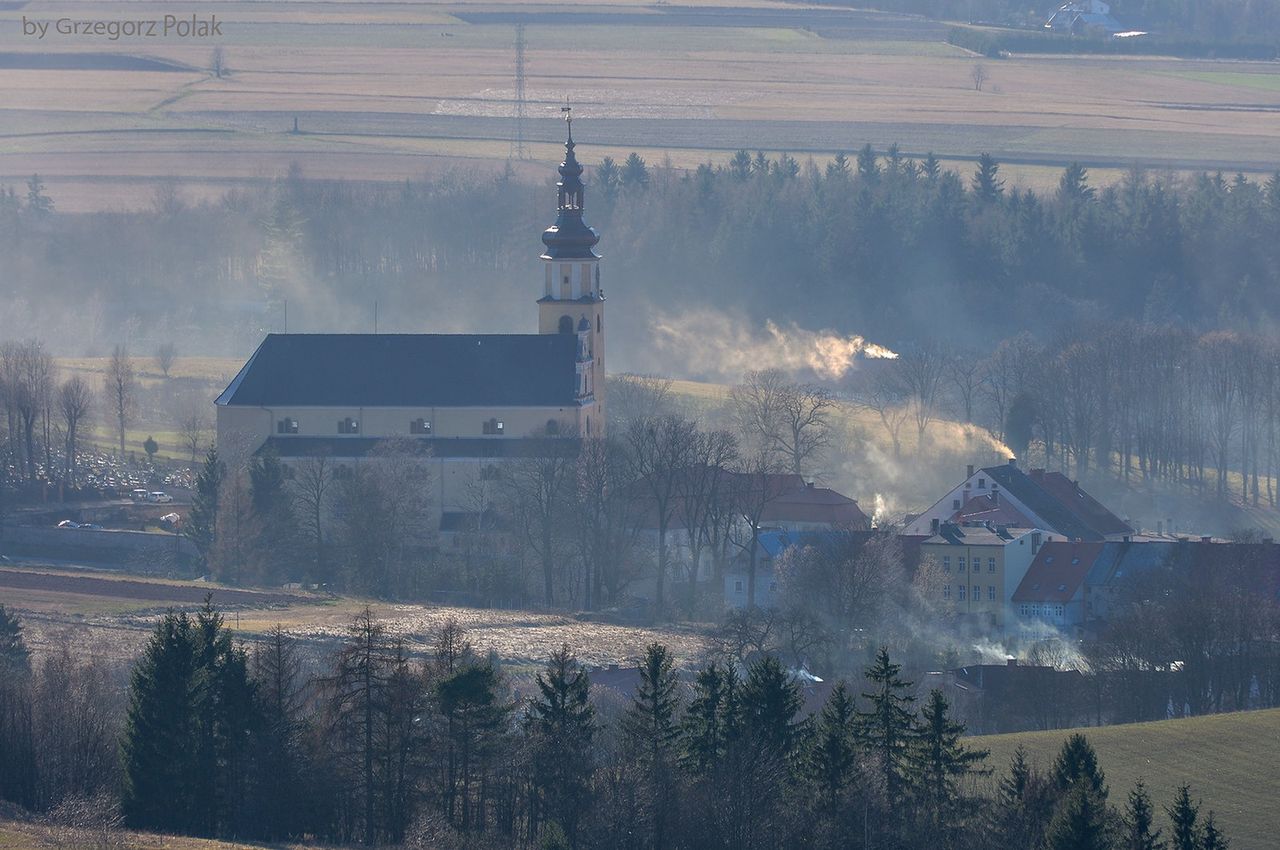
[{"left": 512, "top": 23, "right": 528, "bottom": 160}]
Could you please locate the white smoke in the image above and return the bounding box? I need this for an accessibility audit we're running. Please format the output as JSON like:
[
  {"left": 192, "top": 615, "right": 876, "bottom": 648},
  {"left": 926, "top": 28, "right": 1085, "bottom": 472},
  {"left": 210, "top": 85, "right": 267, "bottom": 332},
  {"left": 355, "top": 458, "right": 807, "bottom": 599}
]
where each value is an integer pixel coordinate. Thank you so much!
[{"left": 646, "top": 310, "right": 897, "bottom": 382}]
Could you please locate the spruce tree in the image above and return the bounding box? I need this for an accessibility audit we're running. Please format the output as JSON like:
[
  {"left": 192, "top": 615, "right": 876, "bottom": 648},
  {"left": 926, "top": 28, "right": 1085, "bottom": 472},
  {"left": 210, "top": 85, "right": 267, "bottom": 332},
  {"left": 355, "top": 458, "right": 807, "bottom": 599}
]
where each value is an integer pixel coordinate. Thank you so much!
[
  {"left": 680, "top": 662, "right": 732, "bottom": 776},
  {"left": 621, "top": 643, "right": 682, "bottom": 850},
  {"left": 910, "top": 688, "right": 989, "bottom": 829},
  {"left": 1166, "top": 785, "right": 1200, "bottom": 850},
  {"left": 188, "top": 447, "right": 223, "bottom": 567},
  {"left": 1052, "top": 733, "right": 1108, "bottom": 802},
  {"left": 122, "top": 612, "right": 200, "bottom": 832},
  {"left": 0, "top": 605, "right": 29, "bottom": 674},
  {"left": 526, "top": 643, "right": 595, "bottom": 845},
  {"left": 808, "top": 681, "right": 858, "bottom": 811},
  {"left": 972, "top": 153, "right": 1005, "bottom": 203},
  {"left": 739, "top": 655, "right": 803, "bottom": 761},
  {"left": 1123, "top": 781, "right": 1165, "bottom": 850},
  {"left": 435, "top": 659, "right": 511, "bottom": 830},
  {"left": 1046, "top": 784, "right": 1112, "bottom": 850},
  {"left": 1201, "top": 812, "right": 1228, "bottom": 850},
  {"left": 992, "top": 746, "right": 1054, "bottom": 848},
  {"left": 857, "top": 647, "right": 917, "bottom": 803},
  {"left": 0, "top": 604, "right": 34, "bottom": 808}
]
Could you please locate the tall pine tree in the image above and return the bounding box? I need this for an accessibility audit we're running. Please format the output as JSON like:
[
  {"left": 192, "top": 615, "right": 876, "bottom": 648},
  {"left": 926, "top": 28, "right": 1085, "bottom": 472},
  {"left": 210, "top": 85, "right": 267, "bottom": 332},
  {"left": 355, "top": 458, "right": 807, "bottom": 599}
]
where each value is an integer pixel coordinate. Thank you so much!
[{"left": 526, "top": 643, "right": 595, "bottom": 845}]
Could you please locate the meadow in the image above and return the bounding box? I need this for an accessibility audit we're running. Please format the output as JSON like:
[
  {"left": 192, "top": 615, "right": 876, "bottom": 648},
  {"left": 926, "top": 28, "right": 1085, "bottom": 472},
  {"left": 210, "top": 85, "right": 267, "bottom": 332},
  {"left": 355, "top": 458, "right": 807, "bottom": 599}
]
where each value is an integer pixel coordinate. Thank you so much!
[
  {"left": 1, "top": 0, "right": 1279, "bottom": 210},
  {"left": 973, "top": 709, "right": 1280, "bottom": 850}
]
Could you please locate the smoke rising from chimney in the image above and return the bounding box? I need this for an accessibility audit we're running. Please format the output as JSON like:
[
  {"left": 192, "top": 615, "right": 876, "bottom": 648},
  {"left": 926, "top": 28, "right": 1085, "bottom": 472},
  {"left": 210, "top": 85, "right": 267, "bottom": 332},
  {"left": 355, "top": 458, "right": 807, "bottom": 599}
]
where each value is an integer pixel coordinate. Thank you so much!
[{"left": 645, "top": 310, "right": 898, "bottom": 383}]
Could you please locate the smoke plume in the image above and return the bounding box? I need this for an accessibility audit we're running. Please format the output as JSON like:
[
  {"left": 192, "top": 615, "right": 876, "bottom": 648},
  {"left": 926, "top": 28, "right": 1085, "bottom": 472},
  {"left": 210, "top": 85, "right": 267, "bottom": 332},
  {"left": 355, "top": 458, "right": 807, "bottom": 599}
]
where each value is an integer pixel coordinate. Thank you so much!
[{"left": 645, "top": 310, "right": 897, "bottom": 383}]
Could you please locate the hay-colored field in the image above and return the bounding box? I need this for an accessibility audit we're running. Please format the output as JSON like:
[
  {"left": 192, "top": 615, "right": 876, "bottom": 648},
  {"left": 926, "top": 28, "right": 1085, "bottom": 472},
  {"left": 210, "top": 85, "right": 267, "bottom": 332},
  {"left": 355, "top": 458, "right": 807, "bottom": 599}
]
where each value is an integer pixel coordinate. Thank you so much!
[
  {"left": 973, "top": 709, "right": 1280, "bottom": 850},
  {"left": 1, "top": 0, "right": 1278, "bottom": 210},
  {"left": 0, "top": 818, "right": 316, "bottom": 850}
]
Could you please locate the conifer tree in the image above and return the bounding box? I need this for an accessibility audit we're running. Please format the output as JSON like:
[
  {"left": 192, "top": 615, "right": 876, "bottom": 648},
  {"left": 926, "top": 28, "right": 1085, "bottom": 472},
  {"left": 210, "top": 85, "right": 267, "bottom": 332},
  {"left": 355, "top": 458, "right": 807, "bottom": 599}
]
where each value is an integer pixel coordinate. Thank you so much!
[
  {"left": 1052, "top": 733, "right": 1108, "bottom": 802},
  {"left": 526, "top": 643, "right": 595, "bottom": 845},
  {"left": 911, "top": 688, "right": 989, "bottom": 830},
  {"left": 1122, "top": 781, "right": 1165, "bottom": 850},
  {"left": 857, "top": 647, "right": 917, "bottom": 803},
  {"left": 0, "top": 605, "right": 34, "bottom": 808},
  {"left": 992, "top": 746, "right": 1054, "bottom": 848},
  {"left": 188, "top": 447, "right": 223, "bottom": 566},
  {"left": 739, "top": 655, "right": 803, "bottom": 760},
  {"left": 972, "top": 153, "right": 1005, "bottom": 203},
  {"left": 808, "top": 681, "right": 858, "bottom": 811},
  {"left": 1046, "top": 784, "right": 1112, "bottom": 850},
  {"left": 435, "top": 658, "right": 511, "bottom": 830},
  {"left": 680, "top": 662, "right": 733, "bottom": 776},
  {"left": 122, "top": 611, "right": 200, "bottom": 832},
  {"left": 622, "top": 643, "right": 682, "bottom": 850},
  {"left": 1201, "top": 812, "right": 1227, "bottom": 850},
  {"left": 1166, "top": 785, "right": 1200, "bottom": 850}
]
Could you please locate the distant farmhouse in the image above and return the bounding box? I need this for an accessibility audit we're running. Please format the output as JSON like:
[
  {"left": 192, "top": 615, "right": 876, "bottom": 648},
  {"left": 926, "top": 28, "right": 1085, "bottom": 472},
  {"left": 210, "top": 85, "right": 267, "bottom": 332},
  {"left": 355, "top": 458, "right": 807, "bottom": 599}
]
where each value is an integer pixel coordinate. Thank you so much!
[
  {"left": 1044, "top": 1, "right": 1126, "bottom": 35},
  {"left": 216, "top": 122, "right": 604, "bottom": 529},
  {"left": 904, "top": 458, "right": 1133, "bottom": 542}
]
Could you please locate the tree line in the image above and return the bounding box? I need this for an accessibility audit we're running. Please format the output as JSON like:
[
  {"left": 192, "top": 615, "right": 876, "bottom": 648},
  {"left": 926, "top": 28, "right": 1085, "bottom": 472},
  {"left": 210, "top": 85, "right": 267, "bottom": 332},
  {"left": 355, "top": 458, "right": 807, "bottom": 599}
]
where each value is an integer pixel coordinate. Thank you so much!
[
  {"left": 0, "top": 601, "right": 1236, "bottom": 849},
  {"left": 3, "top": 144, "right": 1280, "bottom": 367}
]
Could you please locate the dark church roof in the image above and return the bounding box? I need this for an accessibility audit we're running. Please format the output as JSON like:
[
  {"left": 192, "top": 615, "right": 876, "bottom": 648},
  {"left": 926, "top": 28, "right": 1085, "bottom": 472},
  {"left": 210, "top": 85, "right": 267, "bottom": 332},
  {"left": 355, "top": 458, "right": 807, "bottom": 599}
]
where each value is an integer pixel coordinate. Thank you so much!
[{"left": 216, "top": 333, "right": 579, "bottom": 408}]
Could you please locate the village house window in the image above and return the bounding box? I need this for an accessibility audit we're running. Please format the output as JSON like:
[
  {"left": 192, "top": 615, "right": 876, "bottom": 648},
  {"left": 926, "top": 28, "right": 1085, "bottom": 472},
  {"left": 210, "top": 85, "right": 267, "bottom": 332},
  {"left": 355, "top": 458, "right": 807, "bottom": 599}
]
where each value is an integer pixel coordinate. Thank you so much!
[
  {"left": 482, "top": 418, "right": 504, "bottom": 435},
  {"left": 734, "top": 579, "right": 744, "bottom": 594},
  {"left": 338, "top": 417, "right": 359, "bottom": 435},
  {"left": 1054, "top": 605, "right": 1065, "bottom": 619},
  {"left": 978, "top": 478, "right": 985, "bottom": 489},
  {"left": 988, "top": 586, "right": 996, "bottom": 601},
  {"left": 973, "top": 585, "right": 980, "bottom": 601},
  {"left": 1020, "top": 604, "right": 1029, "bottom": 616},
  {"left": 952, "top": 499, "right": 961, "bottom": 510},
  {"left": 942, "top": 556, "right": 951, "bottom": 573},
  {"left": 943, "top": 584, "right": 951, "bottom": 600},
  {"left": 988, "top": 557, "right": 996, "bottom": 572},
  {"left": 958, "top": 557, "right": 966, "bottom": 572},
  {"left": 410, "top": 418, "right": 431, "bottom": 435},
  {"left": 276, "top": 417, "right": 298, "bottom": 434},
  {"left": 958, "top": 585, "right": 966, "bottom": 601}
]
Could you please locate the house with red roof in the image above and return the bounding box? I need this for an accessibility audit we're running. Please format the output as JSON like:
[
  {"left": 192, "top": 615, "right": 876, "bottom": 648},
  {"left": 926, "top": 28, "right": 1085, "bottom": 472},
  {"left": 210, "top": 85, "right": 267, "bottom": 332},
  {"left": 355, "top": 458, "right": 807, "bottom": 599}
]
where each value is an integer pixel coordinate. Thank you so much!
[{"left": 1011, "top": 541, "right": 1106, "bottom": 637}]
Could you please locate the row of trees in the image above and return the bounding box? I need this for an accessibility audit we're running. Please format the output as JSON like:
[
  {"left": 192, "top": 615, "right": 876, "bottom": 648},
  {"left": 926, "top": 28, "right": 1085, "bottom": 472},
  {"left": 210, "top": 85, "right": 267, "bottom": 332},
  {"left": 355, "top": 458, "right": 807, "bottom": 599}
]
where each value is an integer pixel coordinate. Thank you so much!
[
  {"left": 5, "top": 144, "right": 1280, "bottom": 368},
  {"left": 191, "top": 370, "right": 846, "bottom": 614},
  {"left": 857, "top": 321, "right": 1280, "bottom": 505},
  {"left": 0, "top": 603, "right": 1235, "bottom": 849}
]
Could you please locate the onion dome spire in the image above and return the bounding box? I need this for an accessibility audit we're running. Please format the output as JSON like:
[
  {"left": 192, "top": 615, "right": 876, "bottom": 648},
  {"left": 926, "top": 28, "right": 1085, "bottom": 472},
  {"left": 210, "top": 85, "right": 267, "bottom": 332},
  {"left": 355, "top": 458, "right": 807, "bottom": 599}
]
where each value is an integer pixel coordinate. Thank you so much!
[{"left": 541, "top": 108, "right": 600, "bottom": 260}]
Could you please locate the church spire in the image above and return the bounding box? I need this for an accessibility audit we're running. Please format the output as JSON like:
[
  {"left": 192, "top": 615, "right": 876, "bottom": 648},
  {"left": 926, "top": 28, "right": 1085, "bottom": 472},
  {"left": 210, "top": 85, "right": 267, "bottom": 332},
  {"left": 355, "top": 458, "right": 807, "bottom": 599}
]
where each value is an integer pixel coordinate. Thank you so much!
[{"left": 541, "top": 109, "right": 599, "bottom": 261}]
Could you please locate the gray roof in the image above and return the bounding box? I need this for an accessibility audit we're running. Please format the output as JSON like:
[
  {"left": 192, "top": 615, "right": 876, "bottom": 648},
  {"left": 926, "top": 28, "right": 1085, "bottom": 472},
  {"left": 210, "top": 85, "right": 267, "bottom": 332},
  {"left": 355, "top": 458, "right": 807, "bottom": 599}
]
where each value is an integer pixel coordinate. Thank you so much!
[
  {"left": 984, "top": 464, "right": 1109, "bottom": 541},
  {"left": 217, "top": 333, "right": 579, "bottom": 408}
]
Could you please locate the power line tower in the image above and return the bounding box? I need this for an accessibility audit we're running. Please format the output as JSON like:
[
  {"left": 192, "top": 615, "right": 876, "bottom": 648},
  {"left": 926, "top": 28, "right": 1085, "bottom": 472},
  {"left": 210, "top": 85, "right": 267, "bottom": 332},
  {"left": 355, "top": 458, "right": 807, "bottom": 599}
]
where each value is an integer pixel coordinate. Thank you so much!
[{"left": 511, "top": 23, "right": 528, "bottom": 160}]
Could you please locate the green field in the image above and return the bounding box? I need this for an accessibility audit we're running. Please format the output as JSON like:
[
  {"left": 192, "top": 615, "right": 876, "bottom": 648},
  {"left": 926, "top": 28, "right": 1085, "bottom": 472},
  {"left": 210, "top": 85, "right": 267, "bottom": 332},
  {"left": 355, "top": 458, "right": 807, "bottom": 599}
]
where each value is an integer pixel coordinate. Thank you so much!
[
  {"left": 973, "top": 709, "right": 1280, "bottom": 850},
  {"left": 1167, "top": 70, "right": 1280, "bottom": 92}
]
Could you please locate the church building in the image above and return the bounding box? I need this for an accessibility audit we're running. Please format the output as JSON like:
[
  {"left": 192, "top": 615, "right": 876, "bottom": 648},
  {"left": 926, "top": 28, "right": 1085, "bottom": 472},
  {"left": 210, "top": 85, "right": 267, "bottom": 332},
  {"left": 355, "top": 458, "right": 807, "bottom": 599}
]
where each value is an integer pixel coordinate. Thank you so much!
[{"left": 214, "top": 121, "right": 605, "bottom": 523}]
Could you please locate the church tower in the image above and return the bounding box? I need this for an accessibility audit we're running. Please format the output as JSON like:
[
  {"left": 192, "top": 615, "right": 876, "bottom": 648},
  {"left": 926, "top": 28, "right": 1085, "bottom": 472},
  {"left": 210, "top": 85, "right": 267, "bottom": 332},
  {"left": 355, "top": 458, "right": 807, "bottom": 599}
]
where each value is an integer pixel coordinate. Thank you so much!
[{"left": 539, "top": 113, "right": 606, "bottom": 436}]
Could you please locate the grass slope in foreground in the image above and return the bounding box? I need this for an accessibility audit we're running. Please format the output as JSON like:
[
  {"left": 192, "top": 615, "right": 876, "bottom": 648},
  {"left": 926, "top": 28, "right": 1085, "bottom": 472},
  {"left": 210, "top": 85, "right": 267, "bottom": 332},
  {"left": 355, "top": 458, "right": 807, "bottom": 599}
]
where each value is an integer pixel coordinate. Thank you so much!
[{"left": 973, "top": 708, "right": 1280, "bottom": 849}]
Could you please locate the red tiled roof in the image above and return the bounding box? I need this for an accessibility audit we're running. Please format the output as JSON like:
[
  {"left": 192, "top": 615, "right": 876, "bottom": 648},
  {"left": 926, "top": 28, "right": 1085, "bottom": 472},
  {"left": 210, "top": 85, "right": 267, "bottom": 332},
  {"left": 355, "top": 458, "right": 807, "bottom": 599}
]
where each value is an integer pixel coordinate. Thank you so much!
[{"left": 1012, "top": 541, "right": 1105, "bottom": 604}]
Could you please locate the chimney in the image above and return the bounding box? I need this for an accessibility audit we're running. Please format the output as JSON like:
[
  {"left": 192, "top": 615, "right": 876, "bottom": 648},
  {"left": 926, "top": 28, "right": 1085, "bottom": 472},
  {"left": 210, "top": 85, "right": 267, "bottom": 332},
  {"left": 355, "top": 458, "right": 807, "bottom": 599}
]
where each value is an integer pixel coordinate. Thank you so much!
[
  {"left": 1157, "top": 520, "right": 1163, "bottom": 536},
  {"left": 1007, "top": 658, "right": 1018, "bottom": 668},
  {"left": 1008, "top": 457, "right": 1018, "bottom": 469},
  {"left": 967, "top": 464, "right": 975, "bottom": 478},
  {"left": 1201, "top": 535, "right": 1212, "bottom": 544},
  {"left": 806, "top": 481, "right": 815, "bottom": 489},
  {"left": 991, "top": 489, "right": 999, "bottom": 504},
  {"left": 931, "top": 518, "right": 940, "bottom": 535}
]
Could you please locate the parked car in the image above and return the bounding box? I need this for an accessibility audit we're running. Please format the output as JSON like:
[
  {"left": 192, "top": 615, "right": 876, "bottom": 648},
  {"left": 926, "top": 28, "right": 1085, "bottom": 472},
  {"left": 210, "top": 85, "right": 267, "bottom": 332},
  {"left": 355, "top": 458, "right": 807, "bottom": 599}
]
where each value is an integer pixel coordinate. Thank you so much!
[
  {"left": 79, "top": 523, "right": 103, "bottom": 530},
  {"left": 131, "top": 488, "right": 149, "bottom": 502},
  {"left": 57, "top": 520, "right": 80, "bottom": 528},
  {"left": 147, "top": 491, "right": 174, "bottom": 504}
]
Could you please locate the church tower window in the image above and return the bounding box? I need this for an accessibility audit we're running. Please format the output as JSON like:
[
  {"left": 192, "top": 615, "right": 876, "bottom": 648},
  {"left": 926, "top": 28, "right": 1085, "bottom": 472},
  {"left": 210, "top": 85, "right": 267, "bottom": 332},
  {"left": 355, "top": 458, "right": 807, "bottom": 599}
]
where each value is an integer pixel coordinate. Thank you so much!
[{"left": 558, "top": 315, "right": 574, "bottom": 334}]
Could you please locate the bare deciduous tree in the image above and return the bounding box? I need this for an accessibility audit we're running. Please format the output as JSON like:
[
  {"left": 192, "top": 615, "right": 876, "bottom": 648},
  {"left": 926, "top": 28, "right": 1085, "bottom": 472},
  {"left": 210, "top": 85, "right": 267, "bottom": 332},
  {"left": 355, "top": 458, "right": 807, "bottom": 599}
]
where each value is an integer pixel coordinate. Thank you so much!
[
  {"left": 730, "top": 368, "right": 835, "bottom": 477},
  {"left": 502, "top": 428, "right": 578, "bottom": 607},
  {"left": 57, "top": 376, "right": 91, "bottom": 484},
  {"left": 289, "top": 451, "right": 335, "bottom": 586},
  {"left": 155, "top": 343, "right": 176, "bottom": 379},
  {"left": 972, "top": 64, "right": 989, "bottom": 92},
  {"left": 625, "top": 414, "right": 699, "bottom": 618},
  {"left": 106, "top": 345, "right": 135, "bottom": 460}
]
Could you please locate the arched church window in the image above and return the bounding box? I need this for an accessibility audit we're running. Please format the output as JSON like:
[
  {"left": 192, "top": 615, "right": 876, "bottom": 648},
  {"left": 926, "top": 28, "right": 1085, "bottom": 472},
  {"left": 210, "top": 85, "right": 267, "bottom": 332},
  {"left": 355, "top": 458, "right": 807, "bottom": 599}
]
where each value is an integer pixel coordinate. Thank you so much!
[{"left": 558, "top": 315, "right": 573, "bottom": 334}]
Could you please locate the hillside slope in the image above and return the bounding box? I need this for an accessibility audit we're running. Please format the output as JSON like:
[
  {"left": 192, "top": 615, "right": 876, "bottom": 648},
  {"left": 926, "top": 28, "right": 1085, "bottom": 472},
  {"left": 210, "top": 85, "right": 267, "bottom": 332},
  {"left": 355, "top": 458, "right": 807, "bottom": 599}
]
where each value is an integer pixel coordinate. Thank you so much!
[{"left": 972, "top": 709, "right": 1280, "bottom": 850}]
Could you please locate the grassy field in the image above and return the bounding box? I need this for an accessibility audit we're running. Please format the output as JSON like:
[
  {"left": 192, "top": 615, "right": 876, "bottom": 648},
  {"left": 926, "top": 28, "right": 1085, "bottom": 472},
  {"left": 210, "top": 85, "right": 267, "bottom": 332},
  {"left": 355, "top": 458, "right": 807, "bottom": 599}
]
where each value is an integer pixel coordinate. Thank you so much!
[
  {"left": 973, "top": 709, "right": 1280, "bottom": 850},
  {"left": 1, "top": 0, "right": 1278, "bottom": 210},
  {"left": 0, "top": 818, "right": 316, "bottom": 850}
]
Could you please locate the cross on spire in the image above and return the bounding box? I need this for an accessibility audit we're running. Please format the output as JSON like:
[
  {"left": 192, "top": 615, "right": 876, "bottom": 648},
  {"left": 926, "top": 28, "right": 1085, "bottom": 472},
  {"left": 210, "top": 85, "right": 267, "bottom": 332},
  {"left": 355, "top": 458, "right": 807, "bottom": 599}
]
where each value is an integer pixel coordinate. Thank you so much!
[{"left": 561, "top": 103, "right": 573, "bottom": 143}]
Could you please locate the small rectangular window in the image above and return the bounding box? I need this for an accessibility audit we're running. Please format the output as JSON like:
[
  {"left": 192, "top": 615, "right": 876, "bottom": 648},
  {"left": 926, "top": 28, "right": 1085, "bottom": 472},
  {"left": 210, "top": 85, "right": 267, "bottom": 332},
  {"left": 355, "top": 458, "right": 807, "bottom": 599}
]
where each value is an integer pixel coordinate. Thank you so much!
[
  {"left": 958, "top": 557, "right": 966, "bottom": 572},
  {"left": 277, "top": 418, "right": 298, "bottom": 435},
  {"left": 952, "top": 499, "right": 961, "bottom": 510},
  {"left": 735, "top": 580, "right": 744, "bottom": 593},
  {"left": 978, "top": 478, "right": 985, "bottom": 489},
  {"left": 943, "top": 584, "right": 951, "bottom": 600},
  {"left": 988, "top": 586, "right": 996, "bottom": 601},
  {"left": 988, "top": 557, "right": 996, "bottom": 573},
  {"left": 943, "top": 556, "right": 951, "bottom": 573},
  {"left": 410, "top": 418, "right": 431, "bottom": 435},
  {"left": 482, "top": 418, "right": 505, "bottom": 435},
  {"left": 338, "top": 417, "right": 359, "bottom": 435},
  {"left": 973, "top": 585, "right": 980, "bottom": 601},
  {"left": 958, "top": 585, "right": 966, "bottom": 601}
]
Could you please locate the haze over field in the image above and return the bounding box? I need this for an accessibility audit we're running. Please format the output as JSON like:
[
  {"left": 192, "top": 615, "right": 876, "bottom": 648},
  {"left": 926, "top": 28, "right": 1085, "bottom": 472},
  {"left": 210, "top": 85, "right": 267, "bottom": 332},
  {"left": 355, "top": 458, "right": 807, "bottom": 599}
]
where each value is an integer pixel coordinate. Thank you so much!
[{"left": 2, "top": 0, "right": 1280, "bottom": 210}]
